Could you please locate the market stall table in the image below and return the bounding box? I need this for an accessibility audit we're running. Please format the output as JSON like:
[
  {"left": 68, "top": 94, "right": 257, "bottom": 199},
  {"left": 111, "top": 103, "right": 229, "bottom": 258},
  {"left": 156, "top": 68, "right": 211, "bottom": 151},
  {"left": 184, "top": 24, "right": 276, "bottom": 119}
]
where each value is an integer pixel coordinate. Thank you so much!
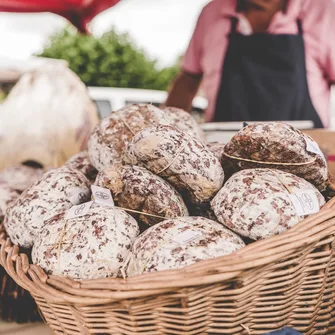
[{"left": 0, "top": 321, "right": 53, "bottom": 334}]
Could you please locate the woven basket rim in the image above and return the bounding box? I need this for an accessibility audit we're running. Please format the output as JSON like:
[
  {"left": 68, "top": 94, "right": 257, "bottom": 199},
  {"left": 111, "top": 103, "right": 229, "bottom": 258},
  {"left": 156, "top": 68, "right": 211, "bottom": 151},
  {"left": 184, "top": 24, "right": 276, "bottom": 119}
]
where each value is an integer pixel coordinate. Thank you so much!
[{"left": 1, "top": 197, "right": 335, "bottom": 305}]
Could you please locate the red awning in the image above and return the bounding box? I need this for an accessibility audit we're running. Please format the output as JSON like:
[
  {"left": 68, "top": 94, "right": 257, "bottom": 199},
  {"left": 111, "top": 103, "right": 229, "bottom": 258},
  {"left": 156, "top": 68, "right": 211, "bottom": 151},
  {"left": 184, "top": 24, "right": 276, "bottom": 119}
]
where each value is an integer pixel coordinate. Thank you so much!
[{"left": 0, "top": 0, "right": 120, "bottom": 33}]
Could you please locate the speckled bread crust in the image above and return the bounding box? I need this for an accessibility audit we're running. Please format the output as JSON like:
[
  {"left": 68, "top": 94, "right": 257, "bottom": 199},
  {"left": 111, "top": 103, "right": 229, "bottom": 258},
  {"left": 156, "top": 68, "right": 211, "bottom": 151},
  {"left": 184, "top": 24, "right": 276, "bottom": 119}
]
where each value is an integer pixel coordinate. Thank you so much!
[
  {"left": 88, "top": 104, "right": 174, "bottom": 171},
  {"left": 124, "top": 126, "right": 225, "bottom": 204},
  {"left": 95, "top": 164, "right": 189, "bottom": 226},
  {"left": 32, "top": 203, "right": 139, "bottom": 280},
  {"left": 162, "top": 107, "right": 205, "bottom": 141},
  {"left": 207, "top": 142, "right": 236, "bottom": 181},
  {"left": 5, "top": 190, "right": 73, "bottom": 248},
  {"left": 64, "top": 151, "right": 98, "bottom": 182},
  {"left": 126, "top": 216, "right": 245, "bottom": 276},
  {"left": 0, "top": 165, "right": 44, "bottom": 192},
  {"left": 0, "top": 183, "right": 20, "bottom": 222},
  {"left": 31, "top": 168, "right": 91, "bottom": 198},
  {"left": 211, "top": 169, "right": 325, "bottom": 241},
  {"left": 224, "top": 122, "right": 328, "bottom": 191},
  {"left": 4, "top": 168, "right": 91, "bottom": 248}
]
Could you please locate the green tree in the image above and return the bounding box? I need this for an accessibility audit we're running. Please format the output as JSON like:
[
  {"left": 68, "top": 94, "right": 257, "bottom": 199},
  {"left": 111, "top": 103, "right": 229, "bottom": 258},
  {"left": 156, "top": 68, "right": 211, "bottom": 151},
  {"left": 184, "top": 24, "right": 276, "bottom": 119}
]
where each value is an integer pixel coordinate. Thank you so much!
[{"left": 37, "top": 27, "right": 179, "bottom": 90}]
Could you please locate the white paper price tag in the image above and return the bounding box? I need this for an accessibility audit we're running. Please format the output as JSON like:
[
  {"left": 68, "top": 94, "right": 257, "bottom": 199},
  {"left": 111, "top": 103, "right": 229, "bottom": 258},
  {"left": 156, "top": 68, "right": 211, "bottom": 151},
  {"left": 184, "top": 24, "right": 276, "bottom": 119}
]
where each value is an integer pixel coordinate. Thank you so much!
[
  {"left": 171, "top": 231, "right": 202, "bottom": 245},
  {"left": 68, "top": 187, "right": 90, "bottom": 205},
  {"left": 304, "top": 136, "right": 324, "bottom": 158},
  {"left": 288, "top": 191, "right": 320, "bottom": 217},
  {"left": 91, "top": 185, "right": 114, "bottom": 207},
  {"left": 65, "top": 201, "right": 93, "bottom": 220}
]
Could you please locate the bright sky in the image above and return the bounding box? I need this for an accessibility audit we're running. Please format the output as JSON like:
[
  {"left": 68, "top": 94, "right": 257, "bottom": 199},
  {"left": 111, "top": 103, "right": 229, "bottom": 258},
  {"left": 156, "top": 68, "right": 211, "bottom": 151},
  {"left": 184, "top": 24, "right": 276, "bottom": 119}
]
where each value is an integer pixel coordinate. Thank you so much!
[{"left": 0, "top": 0, "right": 210, "bottom": 67}]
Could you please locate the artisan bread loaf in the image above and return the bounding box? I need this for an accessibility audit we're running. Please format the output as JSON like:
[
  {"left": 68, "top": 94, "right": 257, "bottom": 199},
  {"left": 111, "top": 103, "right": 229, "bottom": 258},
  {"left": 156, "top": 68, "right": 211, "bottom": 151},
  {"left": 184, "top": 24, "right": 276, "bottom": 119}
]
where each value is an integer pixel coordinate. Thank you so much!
[
  {"left": 32, "top": 203, "right": 139, "bottom": 280},
  {"left": 4, "top": 168, "right": 91, "bottom": 248},
  {"left": 124, "top": 125, "right": 224, "bottom": 204},
  {"left": 224, "top": 122, "right": 328, "bottom": 191},
  {"left": 126, "top": 216, "right": 245, "bottom": 276},
  {"left": 88, "top": 104, "right": 173, "bottom": 171},
  {"left": 211, "top": 169, "right": 325, "bottom": 240},
  {"left": 95, "top": 164, "right": 188, "bottom": 226}
]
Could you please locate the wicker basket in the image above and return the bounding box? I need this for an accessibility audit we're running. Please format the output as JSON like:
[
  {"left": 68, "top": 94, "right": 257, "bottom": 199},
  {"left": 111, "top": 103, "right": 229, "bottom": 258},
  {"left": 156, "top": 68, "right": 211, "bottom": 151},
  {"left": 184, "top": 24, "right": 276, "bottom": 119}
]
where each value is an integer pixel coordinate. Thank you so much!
[
  {"left": 0, "top": 224, "right": 41, "bottom": 323},
  {"left": 2, "top": 198, "right": 335, "bottom": 334}
]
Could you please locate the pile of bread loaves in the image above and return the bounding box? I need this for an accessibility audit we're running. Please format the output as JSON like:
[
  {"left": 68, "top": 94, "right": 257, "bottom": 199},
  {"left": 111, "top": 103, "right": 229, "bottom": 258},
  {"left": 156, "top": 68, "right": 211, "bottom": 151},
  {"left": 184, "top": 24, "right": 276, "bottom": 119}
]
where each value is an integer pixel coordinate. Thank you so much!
[{"left": 1, "top": 104, "right": 329, "bottom": 280}]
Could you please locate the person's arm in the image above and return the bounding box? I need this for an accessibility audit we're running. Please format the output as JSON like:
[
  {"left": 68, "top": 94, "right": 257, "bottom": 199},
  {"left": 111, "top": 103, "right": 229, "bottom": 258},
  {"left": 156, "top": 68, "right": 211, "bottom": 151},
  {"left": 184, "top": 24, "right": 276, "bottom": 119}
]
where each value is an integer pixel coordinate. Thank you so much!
[
  {"left": 165, "top": 71, "right": 202, "bottom": 112},
  {"left": 164, "top": 5, "right": 207, "bottom": 111},
  {"left": 319, "top": 1, "right": 335, "bottom": 84}
]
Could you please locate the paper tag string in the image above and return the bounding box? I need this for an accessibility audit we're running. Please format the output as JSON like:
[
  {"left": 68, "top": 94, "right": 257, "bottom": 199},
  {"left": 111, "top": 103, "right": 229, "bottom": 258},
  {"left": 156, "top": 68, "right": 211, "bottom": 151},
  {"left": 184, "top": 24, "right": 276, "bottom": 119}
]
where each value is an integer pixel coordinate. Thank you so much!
[
  {"left": 116, "top": 206, "right": 168, "bottom": 220},
  {"left": 55, "top": 222, "right": 68, "bottom": 273},
  {"left": 119, "top": 115, "right": 136, "bottom": 136},
  {"left": 157, "top": 135, "right": 193, "bottom": 175},
  {"left": 270, "top": 170, "right": 294, "bottom": 194},
  {"left": 223, "top": 150, "right": 316, "bottom": 166},
  {"left": 119, "top": 108, "right": 161, "bottom": 137}
]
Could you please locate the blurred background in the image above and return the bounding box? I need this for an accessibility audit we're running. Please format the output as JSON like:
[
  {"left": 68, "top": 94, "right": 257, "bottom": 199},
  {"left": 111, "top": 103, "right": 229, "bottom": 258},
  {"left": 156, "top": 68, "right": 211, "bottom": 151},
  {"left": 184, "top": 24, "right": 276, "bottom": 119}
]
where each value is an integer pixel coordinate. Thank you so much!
[{"left": 0, "top": 0, "right": 210, "bottom": 120}]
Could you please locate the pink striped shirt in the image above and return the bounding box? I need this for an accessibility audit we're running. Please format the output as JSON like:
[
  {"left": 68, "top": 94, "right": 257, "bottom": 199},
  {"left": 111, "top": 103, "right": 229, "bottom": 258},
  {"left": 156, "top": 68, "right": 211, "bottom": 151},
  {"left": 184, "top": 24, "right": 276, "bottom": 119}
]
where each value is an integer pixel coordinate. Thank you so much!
[{"left": 182, "top": 0, "right": 335, "bottom": 127}]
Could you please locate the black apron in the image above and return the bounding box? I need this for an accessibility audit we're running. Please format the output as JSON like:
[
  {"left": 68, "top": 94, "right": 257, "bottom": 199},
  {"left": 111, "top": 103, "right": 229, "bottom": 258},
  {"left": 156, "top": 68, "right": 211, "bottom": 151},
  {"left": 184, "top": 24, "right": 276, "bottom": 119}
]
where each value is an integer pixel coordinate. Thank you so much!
[{"left": 213, "top": 17, "right": 324, "bottom": 128}]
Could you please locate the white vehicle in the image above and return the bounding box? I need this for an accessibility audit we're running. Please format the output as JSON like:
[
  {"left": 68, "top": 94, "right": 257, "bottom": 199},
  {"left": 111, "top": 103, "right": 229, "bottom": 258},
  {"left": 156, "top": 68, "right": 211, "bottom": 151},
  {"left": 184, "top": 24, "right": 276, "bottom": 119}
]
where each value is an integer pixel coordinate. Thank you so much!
[{"left": 87, "top": 86, "right": 208, "bottom": 119}]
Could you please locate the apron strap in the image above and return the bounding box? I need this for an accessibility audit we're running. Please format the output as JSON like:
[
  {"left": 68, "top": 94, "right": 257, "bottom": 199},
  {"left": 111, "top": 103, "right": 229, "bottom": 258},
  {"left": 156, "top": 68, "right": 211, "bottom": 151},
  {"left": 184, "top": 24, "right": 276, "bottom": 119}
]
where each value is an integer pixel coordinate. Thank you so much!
[{"left": 230, "top": 17, "right": 239, "bottom": 35}]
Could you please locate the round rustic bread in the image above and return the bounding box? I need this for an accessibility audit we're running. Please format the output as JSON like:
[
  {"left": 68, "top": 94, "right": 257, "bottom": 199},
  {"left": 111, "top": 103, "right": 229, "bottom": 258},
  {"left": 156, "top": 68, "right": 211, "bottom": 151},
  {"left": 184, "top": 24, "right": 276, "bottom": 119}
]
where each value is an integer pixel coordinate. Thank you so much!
[
  {"left": 95, "top": 164, "right": 189, "bottom": 226},
  {"left": 0, "top": 165, "right": 44, "bottom": 192},
  {"left": 162, "top": 107, "right": 205, "bottom": 141},
  {"left": 0, "top": 183, "right": 20, "bottom": 222},
  {"left": 64, "top": 151, "right": 98, "bottom": 182},
  {"left": 31, "top": 167, "right": 90, "bottom": 197},
  {"left": 4, "top": 168, "right": 91, "bottom": 248},
  {"left": 126, "top": 216, "right": 245, "bottom": 276},
  {"left": 224, "top": 122, "right": 328, "bottom": 191},
  {"left": 32, "top": 203, "right": 139, "bottom": 280},
  {"left": 88, "top": 104, "right": 174, "bottom": 171},
  {"left": 123, "top": 125, "right": 224, "bottom": 204},
  {"left": 211, "top": 169, "right": 325, "bottom": 241}
]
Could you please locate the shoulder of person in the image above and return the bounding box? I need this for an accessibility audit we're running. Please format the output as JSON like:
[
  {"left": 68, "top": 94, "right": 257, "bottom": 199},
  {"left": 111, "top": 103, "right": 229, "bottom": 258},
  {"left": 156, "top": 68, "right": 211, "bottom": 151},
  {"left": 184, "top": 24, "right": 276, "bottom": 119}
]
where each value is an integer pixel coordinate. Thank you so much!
[
  {"left": 300, "top": 0, "right": 335, "bottom": 20},
  {"left": 198, "top": 0, "right": 224, "bottom": 23}
]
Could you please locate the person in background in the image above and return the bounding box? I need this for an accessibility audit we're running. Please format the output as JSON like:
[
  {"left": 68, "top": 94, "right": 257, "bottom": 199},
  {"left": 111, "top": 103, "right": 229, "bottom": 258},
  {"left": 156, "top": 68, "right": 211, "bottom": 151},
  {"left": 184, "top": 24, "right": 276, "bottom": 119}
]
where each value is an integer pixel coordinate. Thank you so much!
[{"left": 165, "top": 0, "right": 335, "bottom": 128}]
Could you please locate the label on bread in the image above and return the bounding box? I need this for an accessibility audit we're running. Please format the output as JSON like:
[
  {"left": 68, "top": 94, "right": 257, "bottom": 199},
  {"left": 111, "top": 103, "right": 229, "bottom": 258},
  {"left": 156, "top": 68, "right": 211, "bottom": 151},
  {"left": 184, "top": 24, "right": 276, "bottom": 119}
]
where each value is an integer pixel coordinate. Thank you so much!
[
  {"left": 91, "top": 185, "right": 114, "bottom": 207},
  {"left": 68, "top": 187, "right": 90, "bottom": 205},
  {"left": 288, "top": 190, "right": 320, "bottom": 216},
  {"left": 171, "top": 230, "right": 202, "bottom": 245},
  {"left": 65, "top": 201, "right": 93, "bottom": 220},
  {"left": 304, "top": 136, "right": 325, "bottom": 158}
]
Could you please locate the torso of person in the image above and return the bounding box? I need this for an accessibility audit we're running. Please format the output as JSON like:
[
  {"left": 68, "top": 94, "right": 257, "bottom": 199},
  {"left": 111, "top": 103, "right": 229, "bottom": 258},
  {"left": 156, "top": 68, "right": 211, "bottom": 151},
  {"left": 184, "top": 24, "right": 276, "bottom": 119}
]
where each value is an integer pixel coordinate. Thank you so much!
[{"left": 182, "top": 0, "right": 335, "bottom": 127}]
